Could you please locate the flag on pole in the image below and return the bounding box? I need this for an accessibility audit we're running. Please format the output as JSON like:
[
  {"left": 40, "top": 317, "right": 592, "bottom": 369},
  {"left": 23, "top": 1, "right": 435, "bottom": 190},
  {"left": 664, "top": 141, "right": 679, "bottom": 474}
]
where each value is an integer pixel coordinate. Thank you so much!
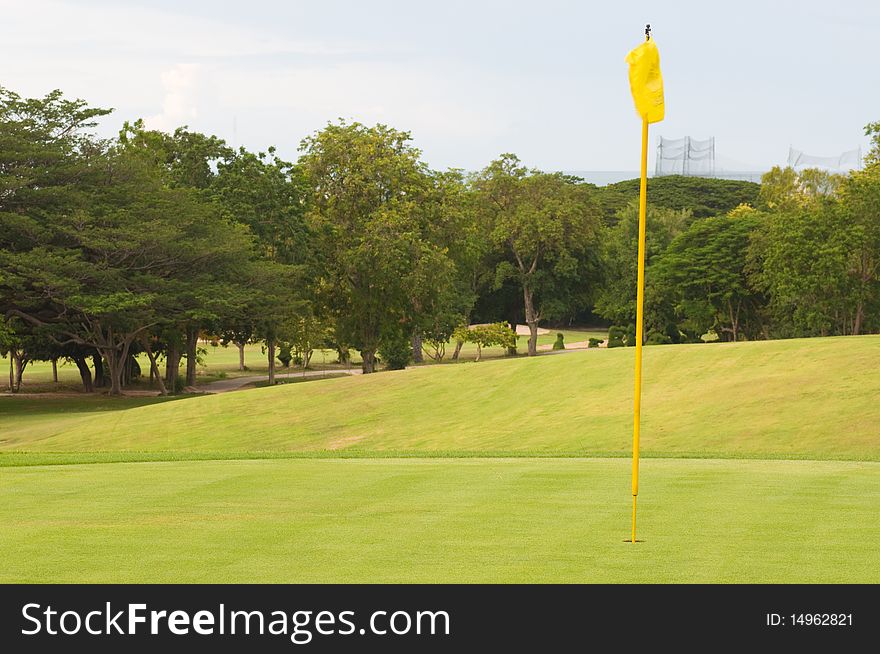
[
  {"left": 625, "top": 26, "right": 663, "bottom": 544},
  {"left": 625, "top": 38, "right": 665, "bottom": 123}
]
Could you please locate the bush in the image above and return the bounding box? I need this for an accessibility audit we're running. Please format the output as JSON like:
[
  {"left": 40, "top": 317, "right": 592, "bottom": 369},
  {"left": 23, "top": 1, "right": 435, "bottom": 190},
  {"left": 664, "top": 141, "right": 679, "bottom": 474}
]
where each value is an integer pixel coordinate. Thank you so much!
[
  {"left": 552, "top": 333, "right": 565, "bottom": 350},
  {"left": 276, "top": 342, "right": 293, "bottom": 368},
  {"left": 646, "top": 330, "right": 672, "bottom": 345},
  {"left": 607, "top": 325, "right": 626, "bottom": 348},
  {"left": 588, "top": 337, "right": 604, "bottom": 348},
  {"left": 380, "top": 331, "right": 412, "bottom": 370},
  {"left": 452, "top": 322, "right": 517, "bottom": 361}
]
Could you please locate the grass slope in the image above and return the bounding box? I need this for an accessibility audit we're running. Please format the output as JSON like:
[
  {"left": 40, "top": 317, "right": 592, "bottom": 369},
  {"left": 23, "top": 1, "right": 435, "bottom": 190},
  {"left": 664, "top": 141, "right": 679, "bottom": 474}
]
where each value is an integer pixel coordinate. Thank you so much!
[
  {"left": 3, "top": 335, "right": 879, "bottom": 461},
  {"left": 2, "top": 458, "right": 877, "bottom": 583}
]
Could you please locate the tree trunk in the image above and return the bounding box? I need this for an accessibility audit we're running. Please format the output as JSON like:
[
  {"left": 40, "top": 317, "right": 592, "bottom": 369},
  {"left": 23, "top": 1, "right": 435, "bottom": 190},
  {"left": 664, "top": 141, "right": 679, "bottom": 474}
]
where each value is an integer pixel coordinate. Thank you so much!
[
  {"left": 451, "top": 340, "right": 463, "bottom": 361},
  {"left": 506, "top": 319, "right": 518, "bottom": 356},
  {"left": 12, "top": 350, "right": 27, "bottom": 392},
  {"left": 361, "top": 349, "right": 377, "bottom": 374},
  {"left": 854, "top": 301, "right": 864, "bottom": 336},
  {"left": 142, "top": 339, "right": 167, "bottom": 396},
  {"left": 475, "top": 343, "right": 482, "bottom": 362},
  {"left": 72, "top": 356, "right": 93, "bottom": 392},
  {"left": 106, "top": 338, "right": 135, "bottom": 396},
  {"left": 185, "top": 327, "right": 198, "bottom": 387},
  {"left": 411, "top": 332, "right": 424, "bottom": 363},
  {"left": 267, "top": 338, "right": 276, "bottom": 385},
  {"left": 8, "top": 356, "right": 13, "bottom": 393},
  {"left": 106, "top": 350, "right": 121, "bottom": 395},
  {"left": 523, "top": 287, "right": 538, "bottom": 356},
  {"left": 237, "top": 341, "right": 246, "bottom": 371},
  {"left": 165, "top": 341, "right": 180, "bottom": 392},
  {"left": 92, "top": 353, "right": 105, "bottom": 388},
  {"left": 52, "top": 358, "right": 58, "bottom": 383}
]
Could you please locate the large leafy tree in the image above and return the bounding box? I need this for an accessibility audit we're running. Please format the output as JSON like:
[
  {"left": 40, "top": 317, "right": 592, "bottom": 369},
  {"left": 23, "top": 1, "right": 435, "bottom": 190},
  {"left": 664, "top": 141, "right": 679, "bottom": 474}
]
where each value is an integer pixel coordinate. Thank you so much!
[
  {"left": 837, "top": 166, "right": 880, "bottom": 334},
  {"left": 758, "top": 166, "right": 843, "bottom": 211},
  {"left": 651, "top": 211, "right": 765, "bottom": 341},
  {"left": 2, "top": 140, "right": 258, "bottom": 394},
  {"left": 299, "top": 121, "right": 454, "bottom": 373},
  {"left": 214, "top": 147, "right": 310, "bottom": 265},
  {"left": 750, "top": 205, "right": 856, "bottom": 337},
  {"left": 474, "top": 155, "right": 602, "bottom": 356},
  {"left": 594, "top": 200, "right": 691, "bottom": 329}
]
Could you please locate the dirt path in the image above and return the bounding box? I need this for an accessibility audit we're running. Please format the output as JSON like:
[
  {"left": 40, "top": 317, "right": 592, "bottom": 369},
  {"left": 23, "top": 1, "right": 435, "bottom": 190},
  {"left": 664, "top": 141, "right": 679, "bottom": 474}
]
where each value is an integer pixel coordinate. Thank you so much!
[{"left": 197, "top": 369, "right": 360, "bottom": 394}]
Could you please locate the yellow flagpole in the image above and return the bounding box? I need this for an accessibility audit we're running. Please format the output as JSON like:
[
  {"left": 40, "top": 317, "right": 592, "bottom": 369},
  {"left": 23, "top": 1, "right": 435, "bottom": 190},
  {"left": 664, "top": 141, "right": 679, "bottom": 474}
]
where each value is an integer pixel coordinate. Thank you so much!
[{"left": 631, "top": 117, "right": 649, "bottom": 543}]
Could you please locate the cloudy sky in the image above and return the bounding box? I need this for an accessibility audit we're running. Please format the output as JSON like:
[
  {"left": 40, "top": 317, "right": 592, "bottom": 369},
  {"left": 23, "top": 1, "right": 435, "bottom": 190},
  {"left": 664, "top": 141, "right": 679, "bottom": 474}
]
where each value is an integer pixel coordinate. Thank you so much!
[{"left": 2, "top": 0, "right": 877, "bottom": 172}]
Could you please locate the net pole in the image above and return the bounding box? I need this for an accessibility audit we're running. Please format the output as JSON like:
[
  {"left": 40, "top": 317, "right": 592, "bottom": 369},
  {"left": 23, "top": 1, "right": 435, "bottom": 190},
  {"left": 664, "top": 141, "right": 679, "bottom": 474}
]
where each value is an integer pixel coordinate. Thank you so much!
[{"left": 631, "top": 117, "right": 649, "bottom": 544}]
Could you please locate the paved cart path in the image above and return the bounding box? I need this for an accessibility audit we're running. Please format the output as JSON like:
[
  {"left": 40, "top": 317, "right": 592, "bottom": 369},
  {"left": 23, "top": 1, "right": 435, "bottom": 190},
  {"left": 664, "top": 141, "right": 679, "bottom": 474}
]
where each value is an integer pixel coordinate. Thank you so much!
[{"left": 197, "top": 369, "right": 360, "bottom": 393}]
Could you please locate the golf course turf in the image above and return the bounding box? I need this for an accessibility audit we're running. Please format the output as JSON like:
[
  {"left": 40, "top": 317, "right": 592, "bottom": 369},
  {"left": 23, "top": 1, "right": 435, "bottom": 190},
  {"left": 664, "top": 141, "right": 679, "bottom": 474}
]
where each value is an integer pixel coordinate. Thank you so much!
[
  {"left": 2, "top": 335, "right": 879, "bottom": 583},
  {"left": 3, "top": 458, "right": 877, "bottom": 583}
]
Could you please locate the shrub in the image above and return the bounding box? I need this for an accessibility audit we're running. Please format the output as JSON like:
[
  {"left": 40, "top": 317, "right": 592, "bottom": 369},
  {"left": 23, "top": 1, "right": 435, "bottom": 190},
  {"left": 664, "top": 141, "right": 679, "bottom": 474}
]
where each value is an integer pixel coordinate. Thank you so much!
[
  {"left": 552, "top": 333, "right": 565, "bottom": 350},
  {"left": 646, "top": 330, "right": 672, "bottom": 345},
  {"left": 607, "top": 325, "right": 626, "bottom": 348},
  {"left": 276, "top": 342, "right": 293, "bottom": 368},
  {"left": 588, "top": 337, "right": 604, "bottom": 348},
  {"left": 452, "top": 323, "right": 517, "bottom": 361},
  {"left": 380, "top": 331, "right": 412, "bottom": 370}
]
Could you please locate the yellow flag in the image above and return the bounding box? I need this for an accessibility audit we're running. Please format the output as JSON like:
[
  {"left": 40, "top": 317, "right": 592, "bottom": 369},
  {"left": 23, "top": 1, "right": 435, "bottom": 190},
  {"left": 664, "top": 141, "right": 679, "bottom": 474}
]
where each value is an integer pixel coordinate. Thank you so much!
[{"left": 625, "top": 39, "right": 664, "bottom": 123}]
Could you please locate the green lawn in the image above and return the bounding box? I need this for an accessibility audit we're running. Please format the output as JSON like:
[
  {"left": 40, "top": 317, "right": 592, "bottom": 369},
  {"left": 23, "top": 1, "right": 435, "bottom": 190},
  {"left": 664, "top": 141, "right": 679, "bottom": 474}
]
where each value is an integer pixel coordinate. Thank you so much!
[
  {"left": 4, "top": 335, "right": 878, "bottom": 460},
  {"left": 2, "top": 334, "right": 877, "bottom": 583},
  {"left": 2, "top": 458, "right": 876, "bottom": 583}
]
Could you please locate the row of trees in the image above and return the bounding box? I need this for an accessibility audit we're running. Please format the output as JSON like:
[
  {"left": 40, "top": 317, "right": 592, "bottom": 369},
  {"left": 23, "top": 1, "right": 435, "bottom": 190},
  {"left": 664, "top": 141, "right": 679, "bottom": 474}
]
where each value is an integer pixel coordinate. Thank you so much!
[
  {"left": 2, "top": 84, "right": 879, "bottom": 393},
  {"left": 595, "top": 152, "right": 880, "bottom": 343}
]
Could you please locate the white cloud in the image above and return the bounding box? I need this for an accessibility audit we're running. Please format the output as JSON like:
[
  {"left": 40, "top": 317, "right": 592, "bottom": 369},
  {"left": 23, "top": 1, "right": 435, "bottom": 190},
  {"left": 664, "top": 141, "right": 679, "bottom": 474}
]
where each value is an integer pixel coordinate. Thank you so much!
[{"left": 144, "top": 64, "right": 202, "bottom": 132}]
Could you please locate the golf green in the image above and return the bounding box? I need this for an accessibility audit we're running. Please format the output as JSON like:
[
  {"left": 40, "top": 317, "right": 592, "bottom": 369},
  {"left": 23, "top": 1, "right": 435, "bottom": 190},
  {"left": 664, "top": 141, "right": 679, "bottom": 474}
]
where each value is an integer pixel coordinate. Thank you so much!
[{"left": 2, "top": 457, "right": 877, "bottom": 583}]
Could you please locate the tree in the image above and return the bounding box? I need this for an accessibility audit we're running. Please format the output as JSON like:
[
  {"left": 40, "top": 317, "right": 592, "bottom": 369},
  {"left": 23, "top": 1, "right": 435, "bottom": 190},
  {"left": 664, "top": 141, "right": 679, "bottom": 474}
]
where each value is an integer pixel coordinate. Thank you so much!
[
  {"left": 214, "top": 147, "right": 310, "bottom": 264},
  {"left": 837, "top": 166, "right": 880, "bottom": 334},
  {"left": 2, "top": 141, "right": 261, "bottom": 394},
  {"left": 594, "top": 200, "right": 691, "bottom": 329},
  {"left": 758, "top": 166, "right": 843, "bottom": 211},
  {"left": 451, "top": 323, "right": 517, "bottom": 362},
  {"left": 475, "top": 155, "right": 602, "bottom": 355},
  {"left": 299, "top": 121, "right": 454, "bottom": 373},
  {"left": 651, "top": 211, "right": 765, "bottom": 341},
  {"left": 750, "top": 206, "right": 856, "bottom": 337},
  {"left": 864, "top": 120, "right": 880, "bottom": 168}
]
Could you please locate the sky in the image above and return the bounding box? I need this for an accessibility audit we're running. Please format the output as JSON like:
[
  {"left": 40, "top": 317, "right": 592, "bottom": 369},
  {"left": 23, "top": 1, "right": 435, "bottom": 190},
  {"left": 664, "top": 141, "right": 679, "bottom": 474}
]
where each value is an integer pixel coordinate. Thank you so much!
[{"left": 2, "top": 0, "right": 877, "bottom": 173}]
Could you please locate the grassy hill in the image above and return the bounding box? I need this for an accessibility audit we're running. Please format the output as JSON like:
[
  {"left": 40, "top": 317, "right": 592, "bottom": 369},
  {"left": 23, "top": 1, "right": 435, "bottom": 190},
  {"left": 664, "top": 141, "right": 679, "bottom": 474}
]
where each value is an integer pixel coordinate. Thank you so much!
[
  {"left": 3, "top": 335, "right": 879, "bottom": 583},
  {"left": 3, "top": 334, "right": 879, "bottom": 461}
]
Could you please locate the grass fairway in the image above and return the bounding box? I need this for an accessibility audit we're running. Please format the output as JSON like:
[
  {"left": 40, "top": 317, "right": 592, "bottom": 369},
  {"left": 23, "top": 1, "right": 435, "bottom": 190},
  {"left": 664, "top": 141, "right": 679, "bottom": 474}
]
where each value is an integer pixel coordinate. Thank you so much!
[
  {"left": 2, "top": 335, "right": 878, "bottom": 583},
  {"left": 3, "top": 335, "right": 879, "bottom": 460},
  {"left": 2, "top": 458, "right": 877, "bottom": 583}
]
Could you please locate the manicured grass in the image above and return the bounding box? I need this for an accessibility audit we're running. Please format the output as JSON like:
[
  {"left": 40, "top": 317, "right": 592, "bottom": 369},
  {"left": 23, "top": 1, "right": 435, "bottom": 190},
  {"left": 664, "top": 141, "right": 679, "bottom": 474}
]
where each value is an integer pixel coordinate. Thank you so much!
[
  {"left": 2, "top": 458, "right": 877, "bottom": 583},
  {"left": 4, "top": 335, "right": 879, "bottom": 460},
  {"left": 2, "top": 335, "right": 876, "bottom": 584},
  {"left": 0, "top": 395, "right": 182, "bottom": 450}
]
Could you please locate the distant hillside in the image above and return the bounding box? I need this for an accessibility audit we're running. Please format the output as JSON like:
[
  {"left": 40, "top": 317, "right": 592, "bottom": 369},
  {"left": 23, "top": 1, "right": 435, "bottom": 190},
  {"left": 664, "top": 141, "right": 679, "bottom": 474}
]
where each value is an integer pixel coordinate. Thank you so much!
[{"left": 594, "top": 175, "right": 761, "bottom": 223}]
